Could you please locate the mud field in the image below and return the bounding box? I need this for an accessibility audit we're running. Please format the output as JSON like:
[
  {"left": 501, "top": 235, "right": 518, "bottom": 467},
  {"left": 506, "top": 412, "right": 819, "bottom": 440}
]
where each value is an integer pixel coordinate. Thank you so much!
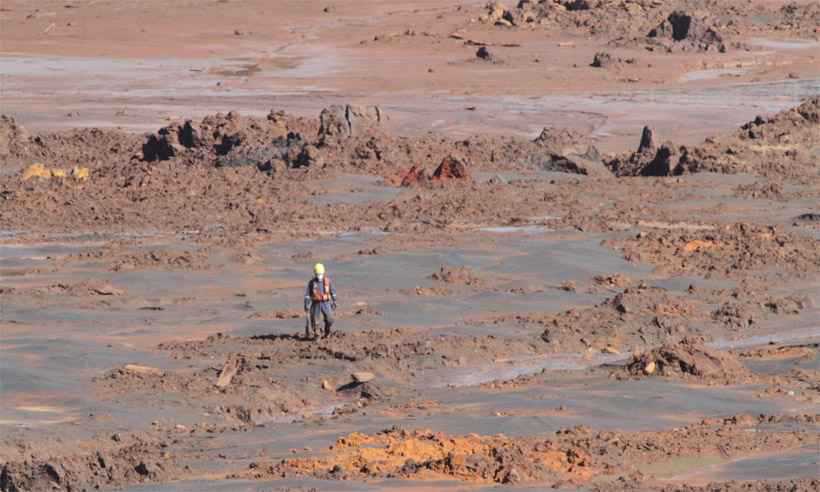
[{"left": 1, "top": 1, "right": 819, "bottom": 491}]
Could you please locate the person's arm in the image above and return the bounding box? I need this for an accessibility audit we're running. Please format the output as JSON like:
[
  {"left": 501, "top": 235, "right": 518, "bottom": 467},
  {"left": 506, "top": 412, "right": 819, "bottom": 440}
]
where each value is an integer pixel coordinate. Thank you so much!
[
  {"left": 304, "top": 281, "right": 312, "bottom": 311},
  {"left": 330, "top": 278, "right": 337, "bottom": 306}
]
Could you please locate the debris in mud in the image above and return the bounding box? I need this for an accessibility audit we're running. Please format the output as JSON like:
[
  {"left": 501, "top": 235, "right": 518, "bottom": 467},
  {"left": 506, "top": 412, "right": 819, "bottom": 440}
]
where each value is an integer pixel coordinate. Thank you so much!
[
  {"left": 216, "top": 355, "right": 247, "bottom": 388},
  {"left": 608, "top": 97, "right": 820, "bottom": 179},
  {"left": 431, "top": 264, "right": 482, "bottom": 286},
  {"left": 647, "top": 11, "right": 726, "bottom": 52},
  {"left": 590, "top": 52, "right": 614, "bottom": 68},
  {"left": 624, "top": 338, "right": 754, "bottom": 384},
  {"left": 734, "top": 181, "right": 785, "bottom": 200},
  {"left": 794, "top": 212, "right": 820, "bottom": 225}
]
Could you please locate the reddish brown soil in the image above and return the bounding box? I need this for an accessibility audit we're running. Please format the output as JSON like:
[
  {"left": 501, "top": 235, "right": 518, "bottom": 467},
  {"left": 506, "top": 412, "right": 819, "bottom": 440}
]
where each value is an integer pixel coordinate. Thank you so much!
[{"left": 233, "top": 415, "right": 816, "bottom": 486}]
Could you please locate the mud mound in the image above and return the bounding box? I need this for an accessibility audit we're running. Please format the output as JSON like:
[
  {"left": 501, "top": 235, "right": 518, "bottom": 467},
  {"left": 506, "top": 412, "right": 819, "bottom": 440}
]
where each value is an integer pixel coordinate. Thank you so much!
[
  {"left": 607, "top": 223, "right": 820, "bottom": 278},
  {"left": 0, "top": 116, "right": 139, "bottom": 170},
  {"left": 0, "top": 115, "right": 31, "bottom": 165},
  {"left": 625, "top": 338, "right": 754, "bottom": 384},
  {"left": 535, "top": 286, "right": 709, "bottom": 352},
  {"left": 608, "top": 98, "right": 820, "bottom": 179},
  {"left": 0, "top": 434, "right": 179, "bottom": 492}
]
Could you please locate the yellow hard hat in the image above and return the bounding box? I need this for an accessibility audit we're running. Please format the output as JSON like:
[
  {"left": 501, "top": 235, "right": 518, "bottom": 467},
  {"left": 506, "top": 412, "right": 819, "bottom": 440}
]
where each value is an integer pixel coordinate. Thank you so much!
[{"left": 313, "top": 263, "right": 325, "bottom": 275}]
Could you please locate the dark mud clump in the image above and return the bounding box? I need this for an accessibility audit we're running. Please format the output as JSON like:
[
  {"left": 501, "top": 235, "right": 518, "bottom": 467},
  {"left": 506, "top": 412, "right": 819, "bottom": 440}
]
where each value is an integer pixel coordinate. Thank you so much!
[
  {"left": 647, "top": 10, "right": 726, "bottom": 52},
  {"left": 625, "top": 337, "right": 754, "bottom": 384}
]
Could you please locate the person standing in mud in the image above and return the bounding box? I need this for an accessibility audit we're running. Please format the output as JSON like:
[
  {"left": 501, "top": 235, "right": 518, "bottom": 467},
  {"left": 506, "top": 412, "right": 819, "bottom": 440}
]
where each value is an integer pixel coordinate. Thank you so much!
[{"left": 304, "top": 263, "right": 337, "bottom": 340}]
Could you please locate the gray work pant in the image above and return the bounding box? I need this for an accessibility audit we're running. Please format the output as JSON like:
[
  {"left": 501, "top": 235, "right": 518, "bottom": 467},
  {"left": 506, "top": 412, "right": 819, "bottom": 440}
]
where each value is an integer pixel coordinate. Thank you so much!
[{"left": 309, "top": 301, "right": 334, "bottom": 337}]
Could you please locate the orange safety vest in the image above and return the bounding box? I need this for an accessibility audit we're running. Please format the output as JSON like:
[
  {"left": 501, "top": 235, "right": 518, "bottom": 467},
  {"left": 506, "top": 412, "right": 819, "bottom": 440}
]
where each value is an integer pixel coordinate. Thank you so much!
[{"left": 310, "top": 276, "right": 331, "bottom": 302}]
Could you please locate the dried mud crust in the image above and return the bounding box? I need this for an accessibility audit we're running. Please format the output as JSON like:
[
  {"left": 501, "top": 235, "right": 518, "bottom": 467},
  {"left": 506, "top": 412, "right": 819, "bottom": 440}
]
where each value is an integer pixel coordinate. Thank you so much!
[
  {"left": 473, "top": 282, "right": 809, "bottom": 354},
  {"left": 475, "top": 0, "right": 820, "bottom": 43},
  {"left": 605, "top": 223, "right": 820, "bottom": 279},
  {"left": 0, "top": 433, "right": 180, "bottom": 492},
  {"left": 608, "top": 97, "right": 820, "bottom": 180},
  {"left": 233, "top": 415, "right": 815, "bottom": 486}
]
